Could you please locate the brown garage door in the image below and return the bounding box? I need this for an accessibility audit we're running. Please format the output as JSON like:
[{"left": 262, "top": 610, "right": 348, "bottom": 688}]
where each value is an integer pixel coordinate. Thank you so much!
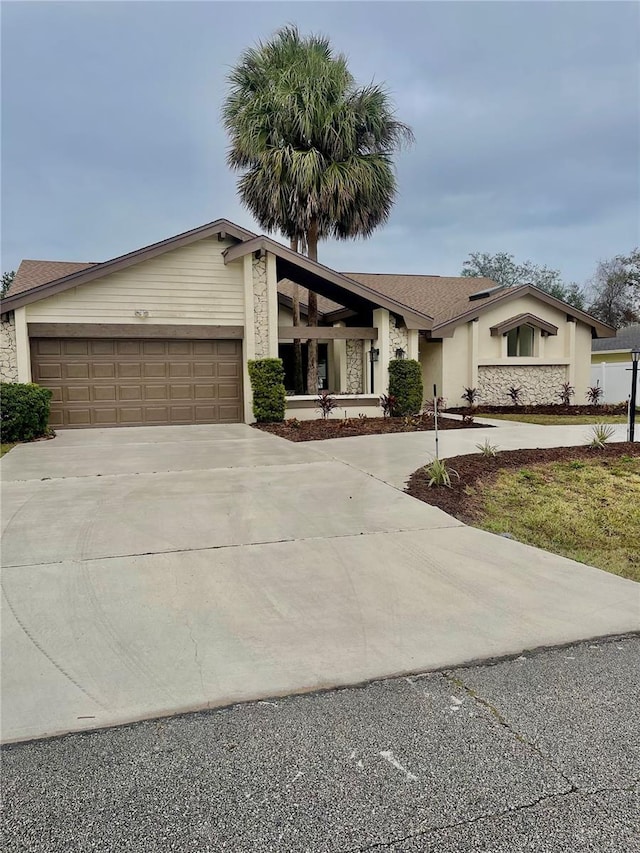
[{"left": 30, "top": 338, "right": 243, "bottom": 428}]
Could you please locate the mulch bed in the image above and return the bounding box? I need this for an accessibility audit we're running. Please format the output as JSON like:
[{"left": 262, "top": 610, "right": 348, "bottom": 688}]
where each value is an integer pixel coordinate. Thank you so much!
[
  {"left": 254, "top": 415, "right": 486, "bottom": 442},
  {"left": 406, "top": 442, "right": 639, "bottom": 524},
  {"left": 447, "top": 404, "right": 628, "bottom": 416}
]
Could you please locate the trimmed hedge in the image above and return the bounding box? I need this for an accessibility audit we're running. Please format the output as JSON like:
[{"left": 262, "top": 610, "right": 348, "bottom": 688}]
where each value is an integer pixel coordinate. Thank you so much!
[
  {"left": 1, "top": 382, "right": 53, "bottom": 442},
  {"left": 388, "top": 359, "right": 423, "bottom": 416},
  {"left": 248, "top": 358, "right": 286, "bottom": 423}
]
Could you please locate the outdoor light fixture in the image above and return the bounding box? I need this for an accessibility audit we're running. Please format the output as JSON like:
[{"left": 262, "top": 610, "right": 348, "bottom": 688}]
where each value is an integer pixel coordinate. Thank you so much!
[
  {"left": 369, "top": 346, "right": 379, "bottom": 394},
  {"left": 395, "top": 347, "right": 406, "bottom": 359},
  {"left": 630, "top": 347, "right": 639, "bottom": 442},
  {"left": 134, "top": 309, "right": 149, "bottom": 318}
]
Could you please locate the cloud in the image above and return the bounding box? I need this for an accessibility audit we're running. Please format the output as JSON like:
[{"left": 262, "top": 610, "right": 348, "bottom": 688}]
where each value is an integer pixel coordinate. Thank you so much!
[{"left": 1, "top": 1, "right": 638, "bottom": 285}]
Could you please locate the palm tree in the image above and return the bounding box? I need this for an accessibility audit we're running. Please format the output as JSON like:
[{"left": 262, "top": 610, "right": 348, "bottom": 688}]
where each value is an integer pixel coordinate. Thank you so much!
[{"left": 223, "top": 25, "right": 413, "bottom": 393}]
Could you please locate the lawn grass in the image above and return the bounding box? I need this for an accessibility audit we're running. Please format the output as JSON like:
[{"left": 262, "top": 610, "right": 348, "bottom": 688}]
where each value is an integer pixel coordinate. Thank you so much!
[
  {"left": 483, "top": 413, "right": 629, "bottom": 425},
  {"left": 473, "top": 456, "right": 640, "bottom": 581},
  {"left": 1, "top": 443, "right": 16, "bottom": 457}
]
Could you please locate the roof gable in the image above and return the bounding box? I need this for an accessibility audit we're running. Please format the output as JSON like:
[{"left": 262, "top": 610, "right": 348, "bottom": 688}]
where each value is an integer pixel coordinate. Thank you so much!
[{"left": 1, "top": 219, "right": 256, "bottom": 312}]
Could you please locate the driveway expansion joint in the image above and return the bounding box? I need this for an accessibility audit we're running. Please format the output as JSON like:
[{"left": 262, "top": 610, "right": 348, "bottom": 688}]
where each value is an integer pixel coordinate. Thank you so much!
[
  {"left": 1, "top": 523, "right": 464, "bottom": 570},
  {"left": 2, "top": 457, "right": 332, "bottom": 484}
]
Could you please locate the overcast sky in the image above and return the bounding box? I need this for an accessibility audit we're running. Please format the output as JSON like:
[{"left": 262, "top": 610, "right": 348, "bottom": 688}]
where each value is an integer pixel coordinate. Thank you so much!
[{"left": 2, "top": 1, "right": 638, "bottom": 285}]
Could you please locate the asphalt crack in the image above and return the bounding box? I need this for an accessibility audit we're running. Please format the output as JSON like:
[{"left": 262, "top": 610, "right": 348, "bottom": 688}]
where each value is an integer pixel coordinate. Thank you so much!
[
  {"left": 442, "top": 669, "right": 578, "bottom": 793},
  {"left": 347, "top": 781, "right": 639, "bottom": 852}
]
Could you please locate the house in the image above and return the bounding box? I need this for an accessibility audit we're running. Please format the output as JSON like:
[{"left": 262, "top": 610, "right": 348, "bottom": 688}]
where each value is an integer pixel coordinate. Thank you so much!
[
  {"left": 591, "top": 324, "right": 640, "bottom": 404},
  {"left": 0, "top": 218, "right": 615, "bottom": 428}
]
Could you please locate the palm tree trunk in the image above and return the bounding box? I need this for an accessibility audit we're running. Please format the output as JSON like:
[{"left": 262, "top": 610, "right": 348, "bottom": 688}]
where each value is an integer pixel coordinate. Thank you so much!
[
  {"left": 306, "top": 219, "right": 319, "bottom": 395},
  {"left": 289, "top": 237, "right": 304, "bottom": 395}
]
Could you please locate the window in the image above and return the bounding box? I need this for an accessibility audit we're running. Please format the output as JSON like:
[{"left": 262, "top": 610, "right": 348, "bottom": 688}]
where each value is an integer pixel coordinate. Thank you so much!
[
  {"left": 279, "top": 343, "right": 329, "bottom": 392},
  {"left": 507, "top": 324, "right": 535, "bottom": 357}
]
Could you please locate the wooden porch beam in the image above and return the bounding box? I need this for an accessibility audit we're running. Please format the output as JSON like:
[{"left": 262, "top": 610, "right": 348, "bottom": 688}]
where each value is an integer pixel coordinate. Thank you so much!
[{"left": 278, "top": 326, "right": 378, "bottom": 340}]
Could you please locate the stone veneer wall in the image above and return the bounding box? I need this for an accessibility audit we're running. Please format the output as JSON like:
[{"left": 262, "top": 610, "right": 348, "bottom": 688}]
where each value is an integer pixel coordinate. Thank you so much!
[
  {"left": 389, "top": 315, "right": 409, "bottom": 358},
  {"left": 478, "top": 365, "right": 567, "bottom": 405},
  {"left": 252, "top": 256, "right": 270, "bottom": 359},
  {"left": 1, "top": 313, "right": 18, "bottom": 382},
  {"left": 345, "top": 339, "right": 364, "bottom": 393}
]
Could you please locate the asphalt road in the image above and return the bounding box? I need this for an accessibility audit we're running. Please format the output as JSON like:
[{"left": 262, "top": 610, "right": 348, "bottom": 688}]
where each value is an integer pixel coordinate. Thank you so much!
[{"left": 3, "top": 634, "right": 639, "bottom": 852}]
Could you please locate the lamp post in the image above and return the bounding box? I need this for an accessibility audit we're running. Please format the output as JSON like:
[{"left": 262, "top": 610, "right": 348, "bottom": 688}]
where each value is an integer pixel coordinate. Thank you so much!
[{"left": 630, "top": 347, "right": 640, "bottom": 442}]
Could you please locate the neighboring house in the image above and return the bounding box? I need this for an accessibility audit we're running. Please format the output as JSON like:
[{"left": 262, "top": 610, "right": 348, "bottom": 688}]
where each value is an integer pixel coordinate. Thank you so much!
[
  {"left": 0, "top": 218, "right": 614, "bottom": 428},
  {"left": 591, "top": 324, "right": 640, "bottom": 404}
]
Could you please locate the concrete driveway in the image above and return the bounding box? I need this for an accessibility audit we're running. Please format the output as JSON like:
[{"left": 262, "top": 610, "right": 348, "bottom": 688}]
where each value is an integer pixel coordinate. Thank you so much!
[{"left": 1, "top": 424, "right": 639, "bottom": 743}]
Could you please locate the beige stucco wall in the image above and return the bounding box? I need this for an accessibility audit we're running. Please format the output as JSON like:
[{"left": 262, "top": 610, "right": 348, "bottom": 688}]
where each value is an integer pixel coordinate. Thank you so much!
[
  {"left": 419, "top": 338, "right": 443, "bottom": 401},
  {"left": 1, "top": 312, "right": 18, "bottom": 382},
  {"left": 26, "top": 237, "right": 245, "bottom": 325}
]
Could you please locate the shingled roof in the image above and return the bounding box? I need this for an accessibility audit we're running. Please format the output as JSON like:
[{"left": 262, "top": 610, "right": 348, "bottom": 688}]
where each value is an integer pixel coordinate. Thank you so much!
[
  {"left": 8, "top": 260, "right": 96, "bottom": 297},
  {"left": 2, "top": 220, "right": 615, "bottom": 338},
  {"left": 591, "top": 323, "right": 639, "bottom": 352},
  {"left": 342, "top": 273, "right": 499, "bottom": 327}
]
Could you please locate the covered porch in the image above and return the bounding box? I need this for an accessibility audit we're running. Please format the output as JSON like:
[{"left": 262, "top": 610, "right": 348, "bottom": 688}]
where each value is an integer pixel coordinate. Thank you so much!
[{"left": 223, "top": 236, "right": 431, "bottom": 421}]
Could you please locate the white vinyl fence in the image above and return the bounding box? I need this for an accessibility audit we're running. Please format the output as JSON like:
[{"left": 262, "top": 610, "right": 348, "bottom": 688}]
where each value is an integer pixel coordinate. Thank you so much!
[{"left": 590, "top": 361, "right": 636, "bottom": 404}]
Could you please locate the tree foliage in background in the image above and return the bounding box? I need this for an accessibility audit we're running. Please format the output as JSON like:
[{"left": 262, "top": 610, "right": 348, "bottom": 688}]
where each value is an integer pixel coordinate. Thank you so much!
[
  {"left": 461, "top": 252, "right": 585, "bottom": 310},
  {"left": 586, "top": 251, "right": 640, "bottom": 328},
  {"left": 1, "top": 271, "right": 15, "bottom": 298},
  {"left": 223, "top": 24, "right": 413, "bottom": 393}
]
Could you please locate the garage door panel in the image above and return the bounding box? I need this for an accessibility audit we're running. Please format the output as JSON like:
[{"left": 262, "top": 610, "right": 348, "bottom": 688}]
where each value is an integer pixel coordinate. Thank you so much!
[
  {"left": 218, "top": 362, "right": 240, "bottom": 379},
  {"left": 116, "top": 341, "right": 142, "bottom": 356},
  {"left": 143, "top": 363, "right": 167, "bottom": 379},
  {"left": 63, "top": 341, "right": 89, "bottom": 356},
  {"left": 194, "top": 384, "right": 216, "bottom": 399},
  {"left": 64, "top": 364, "right": 90, "bottom": 380},
  {"left": 31, "top": 337, "right": 243, "bottom": 428},
  {"left": 170, "top": 362, "right": 192, "bottom": 378},
  {"left": 217, "top": 340, "right": 240, "bottom": 356},
  {"left": 92, "top": 363, "right": 116, "bottom": 379},
  {"left": 35, "top": 340, "right": 61, "bottom": 356},
  {"left": 65, "top": 386, "right": 91, "bottom": 403},
  {"left": 90, "top": 341, "right": 115, "bottom": 356},
  {"left": 118, "top": 363, "right": 143, "bottom": 378},
  {"left": 219, "top": 404, "right": 242, "bottom": 421},
  {"left": 67, "top": 409, "right": 92, "bottom": 426},
  {"left": 169, "top": 385, "right": 193, "bottom": 400},
  {"left": 94, "top": 386, "right": 117, "bottom": 402},
  {"left": 142, "top": 341, "right": 166, "bottom": 355},
  {"left": 144, "top": 385, "right": 168, "bottom": 401},
  {"left": 118, "top": 407, "right": 144, "bottom": 423},
  {"left": 219, "top": 383, "right": 241, "bottom": 399},
  {"left": 37, "top": 364, "right": 63, "bottom": 380}
]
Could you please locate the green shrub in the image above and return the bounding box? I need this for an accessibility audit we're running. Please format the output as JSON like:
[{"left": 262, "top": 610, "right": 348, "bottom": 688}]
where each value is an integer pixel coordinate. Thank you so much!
[
  {"left": 0, "top": 382, "right": 53, "bottom": 442},
  {"left": 424, "top": 458, "right": 460, "bottom": 488},
  {"left": 588, "top": 423, "right": 616, "bottom": 449},
  {"left": 248, "top": 358, "right": 286, "bottom": 423},
  {"left": 388, "top": 359, "right": 423, "bottom": 416}
]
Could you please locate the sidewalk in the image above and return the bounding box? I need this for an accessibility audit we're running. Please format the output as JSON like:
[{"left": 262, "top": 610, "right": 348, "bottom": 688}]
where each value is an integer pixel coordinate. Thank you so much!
[{"left": 305, "top": 421, "right": 628, "bottom": 488}]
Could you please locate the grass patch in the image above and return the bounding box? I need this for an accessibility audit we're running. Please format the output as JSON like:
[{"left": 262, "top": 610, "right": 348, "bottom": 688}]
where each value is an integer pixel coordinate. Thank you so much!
[
  {"left": 475, "top": 456, "right": 640, "bottom": 581},
  {"left": 1, "top": 443, "right": 16, "bottom": 457},
  {"left": 484, "top": 413, "right": 628, "bottom": 425}
]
